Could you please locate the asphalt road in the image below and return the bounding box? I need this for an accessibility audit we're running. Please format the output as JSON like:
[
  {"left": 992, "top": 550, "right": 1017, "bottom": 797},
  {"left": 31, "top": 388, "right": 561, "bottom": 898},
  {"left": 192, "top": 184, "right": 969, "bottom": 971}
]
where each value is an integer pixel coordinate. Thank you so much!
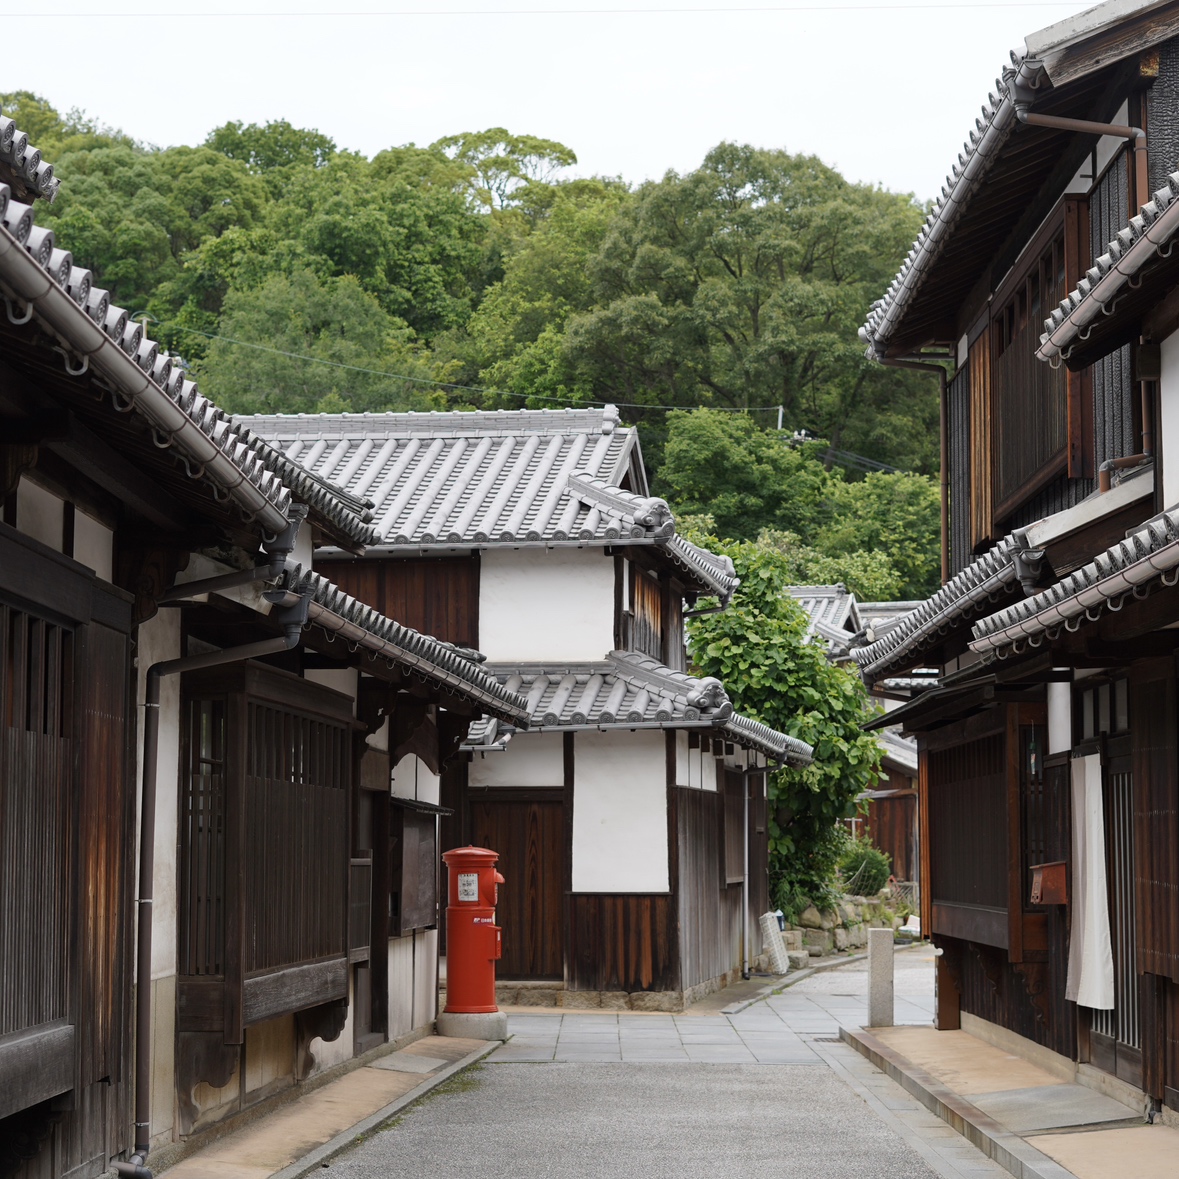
[
  {"left": 324, "top": 951, "right": 1005, "bottom": 1179},
  {"left": 325, "top": 1061, "right": 940, "bottom": 1179}
]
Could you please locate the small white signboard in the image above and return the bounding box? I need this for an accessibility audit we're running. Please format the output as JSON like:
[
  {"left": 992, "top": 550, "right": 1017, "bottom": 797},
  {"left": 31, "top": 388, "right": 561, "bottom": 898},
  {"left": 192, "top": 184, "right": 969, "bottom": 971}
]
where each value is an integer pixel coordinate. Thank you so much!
[{"left": 457, "top": 872, "right": 479, "bottom": 902}]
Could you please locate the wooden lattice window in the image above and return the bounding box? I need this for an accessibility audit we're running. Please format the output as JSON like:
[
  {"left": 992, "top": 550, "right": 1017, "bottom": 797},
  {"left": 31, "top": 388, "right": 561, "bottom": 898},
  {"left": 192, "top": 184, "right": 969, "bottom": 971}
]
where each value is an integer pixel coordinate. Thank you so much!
[
  {"left": 991, "top": 232, "right": 1069, "bottom": 517},
  {"left": 178, "top": 662, "right": 353, "bottom": 1041}
]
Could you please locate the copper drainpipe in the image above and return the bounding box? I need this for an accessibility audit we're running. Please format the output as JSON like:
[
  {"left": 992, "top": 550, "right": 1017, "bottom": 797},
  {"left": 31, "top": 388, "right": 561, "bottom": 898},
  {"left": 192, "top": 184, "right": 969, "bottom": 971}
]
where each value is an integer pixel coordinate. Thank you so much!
[
  {"left": 1098, "top": 379, "right": 1155, "bottom": 492},
  {"left": 1015, "top": 110, "right": 1148, "bottom": 209},
  {"left": 882, "top": 357, "right": 949, "bottom": 584}
]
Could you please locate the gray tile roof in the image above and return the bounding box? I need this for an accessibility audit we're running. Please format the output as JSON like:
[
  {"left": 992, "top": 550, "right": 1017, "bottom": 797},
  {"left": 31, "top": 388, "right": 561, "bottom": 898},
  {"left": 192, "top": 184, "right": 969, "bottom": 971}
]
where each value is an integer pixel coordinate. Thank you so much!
[
  {"left": 0, "top": 102, "right": 61, "bottom": 205},
  {"left": 970, "top": 506, "right": 1179, "bottom": 658},
  {"left": 788, "top": 585, "right": 862, "bottom": 647},
  {"left": 0, "top": 178, "right": 376, "bottom": 551},
  {"left": 852, "top": 532, "right": 1034, "bottom": 682},
  {"left": 859, "top": 53, "right": 1045, "bottom": 358},
  {"left": 271, "top": 563, "right": 530, "bottom": 723},
  {"left": 1038, "top": 171, "right": 1179, "bottom": 363},
  {"left": 877, "top": 728, "right": 918, "bottom": 777},
  {"left": 238, "top": 407, "right": 740, "bottom": 601},
  {"left": 459, "top": 649, "right": 812, "bottom": 765}
]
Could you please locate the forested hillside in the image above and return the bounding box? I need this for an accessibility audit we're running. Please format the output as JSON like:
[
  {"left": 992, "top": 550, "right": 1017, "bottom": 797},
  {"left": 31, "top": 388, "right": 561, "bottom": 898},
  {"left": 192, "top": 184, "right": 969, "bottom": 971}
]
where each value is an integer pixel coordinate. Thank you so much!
[{"left": 7, "top": 91, "right": 941, "bottom": 595}]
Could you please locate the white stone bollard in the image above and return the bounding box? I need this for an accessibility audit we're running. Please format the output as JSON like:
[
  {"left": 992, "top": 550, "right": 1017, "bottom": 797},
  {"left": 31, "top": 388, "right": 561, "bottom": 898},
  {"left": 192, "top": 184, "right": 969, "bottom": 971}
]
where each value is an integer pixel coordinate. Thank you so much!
[{"left": 867, "top": 927, "right": 894, "bottom": 1027}]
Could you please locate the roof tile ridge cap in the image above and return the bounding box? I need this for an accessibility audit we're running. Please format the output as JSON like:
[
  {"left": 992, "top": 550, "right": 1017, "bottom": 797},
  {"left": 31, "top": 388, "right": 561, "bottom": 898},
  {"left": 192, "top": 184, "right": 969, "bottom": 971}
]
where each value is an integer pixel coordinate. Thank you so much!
[
  {"left": 665, "top": 532, "right": 738, "bottom": 577},
  {"left": 973, "top": 506, "right": 1179, "bottom": 638},
  {"left": 859, "top": 57, "right": 1036, "bottom": 354},
  {"left": 293, "top": 563, "right": 503, "bottom": 681},
  {"left": 1042, "top": 168, "right": 1179, "bottom": 339},
  {"left": 853, "top": 529, "right": 1024, "bottom": 663}
]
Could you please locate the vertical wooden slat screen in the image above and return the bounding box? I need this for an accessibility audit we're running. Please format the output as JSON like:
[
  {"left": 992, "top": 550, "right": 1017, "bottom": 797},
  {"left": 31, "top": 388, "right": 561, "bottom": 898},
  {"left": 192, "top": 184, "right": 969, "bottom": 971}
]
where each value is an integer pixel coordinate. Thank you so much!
[
  {"left": 179, "top": 664, "right": 353, "bottom": 1037},
  {"left": 632, "top": 568, "right": 663, "bottom": 661},
  {"left": 991, "top": 236, "right": 1069, "bottom": 516},
  {"left": 1130, "top": 660, "right": 1179, "bottom": 983},
  {"left": 77, "top": 621, "right": 131, "bottom": 1086},
  {"left": 245, "top": 702, "right": 349, "bottom": 972},
  {"left": 0, "top": 601, "right": 74, "bottom": 1040},
  {"left": 968, "top": 329, "right": 992, "bottom": 548}
]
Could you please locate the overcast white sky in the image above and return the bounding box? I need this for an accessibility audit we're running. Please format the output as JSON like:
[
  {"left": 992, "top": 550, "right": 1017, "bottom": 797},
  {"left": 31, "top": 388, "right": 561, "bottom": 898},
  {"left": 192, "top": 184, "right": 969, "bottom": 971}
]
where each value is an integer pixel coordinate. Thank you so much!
[{"left": 7, "top": 1, "right": 1102, "bottom": 201}]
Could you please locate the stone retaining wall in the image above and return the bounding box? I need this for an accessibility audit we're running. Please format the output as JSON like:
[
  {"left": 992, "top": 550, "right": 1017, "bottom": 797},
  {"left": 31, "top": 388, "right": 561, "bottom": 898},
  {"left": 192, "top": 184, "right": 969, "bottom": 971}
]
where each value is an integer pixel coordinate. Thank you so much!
[{"left": 785, "top": 892, "right": 904, "bottom": 961}]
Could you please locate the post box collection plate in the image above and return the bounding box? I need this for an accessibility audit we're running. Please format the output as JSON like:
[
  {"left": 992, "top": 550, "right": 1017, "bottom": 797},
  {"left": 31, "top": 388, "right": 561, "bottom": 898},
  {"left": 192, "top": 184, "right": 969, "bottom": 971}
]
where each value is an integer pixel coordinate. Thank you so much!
[{"left": 458, "top": 872, "right": 479, "bottom": 902}]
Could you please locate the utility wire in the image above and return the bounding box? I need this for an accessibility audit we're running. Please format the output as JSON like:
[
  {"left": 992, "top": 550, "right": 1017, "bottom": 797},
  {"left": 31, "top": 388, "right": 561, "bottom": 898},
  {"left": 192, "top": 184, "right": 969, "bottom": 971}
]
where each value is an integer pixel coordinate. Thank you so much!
[
  {"left": 167, "top": 322, "right": 785, "bottom": 414},
  {"left": 36, "top": 3, "right": 1087, "bottom": 14}
]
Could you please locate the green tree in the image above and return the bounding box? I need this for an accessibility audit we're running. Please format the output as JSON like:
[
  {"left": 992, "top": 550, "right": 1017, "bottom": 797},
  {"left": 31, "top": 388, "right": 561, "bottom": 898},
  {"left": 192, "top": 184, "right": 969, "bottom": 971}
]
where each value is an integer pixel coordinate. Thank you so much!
[
  {"left": 563, "top": 143, "right": 936, "bottom": 471},
  {"left": 816, "top": 471, "right": 941, "bottom": 599},
  {"left": 431, "top": 127, "right": 577, "bottom": 209},
  {"left": 265, "top": 155, "right": 484, "bottom": 338},
  {"left": 760, "top": 531, "right": 902, "bottom": 602},
  {"left": 462, "top": 178, "right": 632, "bottom": 405},
  {"left": 193, "top": 268, "right": 450, "bottom": 415},
  {"left": 656, "top": 409, "right": 833, "bottom": 539},
  {"left": 685, "top": 530, "right": 883, "bottom": 907},
  {"left": 656, "top": 408, "right": 940, "bottom": 599},
  {"left": 205, "top": 119, "right": 337, "bottom": 174}
]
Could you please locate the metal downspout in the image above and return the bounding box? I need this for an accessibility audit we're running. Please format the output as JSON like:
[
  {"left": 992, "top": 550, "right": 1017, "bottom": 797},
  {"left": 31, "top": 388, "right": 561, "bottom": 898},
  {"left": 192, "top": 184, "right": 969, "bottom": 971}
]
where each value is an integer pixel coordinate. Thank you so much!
[{"left": 114, "top": 593, "right": 310, "bottom": 1179}]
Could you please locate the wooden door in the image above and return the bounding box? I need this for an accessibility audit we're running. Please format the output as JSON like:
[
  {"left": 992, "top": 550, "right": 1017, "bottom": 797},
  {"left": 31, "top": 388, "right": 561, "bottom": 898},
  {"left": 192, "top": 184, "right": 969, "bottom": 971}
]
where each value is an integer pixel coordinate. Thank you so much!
[{"left": 469, "top": 792, "right": 565, "bottom": 979}]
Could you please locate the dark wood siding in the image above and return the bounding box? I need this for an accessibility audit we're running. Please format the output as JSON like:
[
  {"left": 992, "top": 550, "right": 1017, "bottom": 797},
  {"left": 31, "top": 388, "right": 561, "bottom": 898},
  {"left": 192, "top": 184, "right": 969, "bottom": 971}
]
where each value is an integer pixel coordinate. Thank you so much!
[
  {"left": 928, "top": 726, "right": 1008, "bottom": 944},
  {"left": 676, "top": 786, "right": 736, "bottom": 990},
  {"left": 469, "top": 793, "right": 565, "bottom": 979},
  {"left": 867, "top": 791, "right": 917, "bottom": 883},
  {"left": 566, "top": 894, "right": 676, "bottom": 993},
  {"left": 948, "top": 364, "right": 972, "bottom": 576},
  {"left": 316, "top": 556, "right": 479, "bottom": 649},
  {"left": 0, "top": 532, "right": 135, "bottom": 1177},
  {"left": 1130, "top": 660, "right": 1179, "bottom": 984},
  {"left": 631, "top": 567, "right": 662, "bottom": 661}
]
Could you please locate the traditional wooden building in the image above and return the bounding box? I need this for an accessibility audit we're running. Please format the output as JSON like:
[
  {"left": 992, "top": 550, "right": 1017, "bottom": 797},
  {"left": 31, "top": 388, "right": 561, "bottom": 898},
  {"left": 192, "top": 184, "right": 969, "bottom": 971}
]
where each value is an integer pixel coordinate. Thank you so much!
[
  {"left": 854, "top": 0, "right": 1179, "bottom": 1122},
  {"left": 240, "top": 407, "right": 813, "bottom": 1008},
  {"left": 0, "top": 119, "right": 529, "bottom": 1178}
]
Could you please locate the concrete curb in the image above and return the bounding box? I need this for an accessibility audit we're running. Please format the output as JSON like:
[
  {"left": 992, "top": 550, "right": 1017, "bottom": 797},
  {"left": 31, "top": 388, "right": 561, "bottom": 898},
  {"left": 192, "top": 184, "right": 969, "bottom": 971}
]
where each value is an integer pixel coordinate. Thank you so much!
[
  {"left": 840, "top": 1027, "right": 1077, "bottom": 1179},
  {"left": 271, "top": 1041, "right": 500, "bottom": 1179}
]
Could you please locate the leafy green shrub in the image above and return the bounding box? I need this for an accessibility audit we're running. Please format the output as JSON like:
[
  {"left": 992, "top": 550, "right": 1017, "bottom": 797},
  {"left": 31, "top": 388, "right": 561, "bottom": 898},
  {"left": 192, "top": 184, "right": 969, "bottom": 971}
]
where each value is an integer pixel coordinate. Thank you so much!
[{"left": 838, "top": 838, "right": 891, "bottom": 896}]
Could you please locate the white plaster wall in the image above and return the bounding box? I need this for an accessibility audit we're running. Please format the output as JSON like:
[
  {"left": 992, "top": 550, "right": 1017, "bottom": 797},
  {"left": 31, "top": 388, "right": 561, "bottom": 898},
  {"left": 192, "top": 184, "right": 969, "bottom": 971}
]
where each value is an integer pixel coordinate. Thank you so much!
[
  {"left": 673, "top": 731, "right": 718, "bottom": 791},
  {"left": 137, "top": 611, "right": 183, "bottom": 982},
  {"left": 468, "top": 730, "right": 564, "bottom": 787},
  {"left": 72, "top": 508, "right": 113, "bottom": 581},
  {"left": 478, "top": 547, "right": 614, "bottom": 662},
  {"left": 244, "top": 1014, "right": 296, "bottom": 1095},
  {"left": 414, "top": 929, "right": 438, "bottom": 1026},
  {"left": 572, "top": 730, "right": 669, "bottom": 893},
  {"left": 304, "top": 667, "right": 358, "bottom": 714},
  {"left": 310, "top": 975, "right": 355, "bottom": 1074},
  {"left": 388, "top": 936, "right": 416, "bottom": 1039},
  {"left": 136, "top": 612, "right": 182, "bottom": 1142},
  {"left": 16, "top": 477, "right": 63, "bottom": 551},
  {"left": 367, "top": 713, "right": 389, "bottom": 752},
  {"left": 1161, "top": 329, "right": 1179, "bottom": 508},
  {"left": 391, "top": 752, "right": 440, "bottom": 803},
  {"left": 1048, "top": 681, "right": 1073, "bottom": 754}
]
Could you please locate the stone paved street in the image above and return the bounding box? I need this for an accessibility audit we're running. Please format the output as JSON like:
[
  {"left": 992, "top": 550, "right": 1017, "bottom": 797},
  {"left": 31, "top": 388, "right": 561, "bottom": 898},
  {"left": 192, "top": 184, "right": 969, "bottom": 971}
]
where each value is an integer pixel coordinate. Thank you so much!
[{"left": 325, "top": 949, "right": 1012, "bottom": 1179}]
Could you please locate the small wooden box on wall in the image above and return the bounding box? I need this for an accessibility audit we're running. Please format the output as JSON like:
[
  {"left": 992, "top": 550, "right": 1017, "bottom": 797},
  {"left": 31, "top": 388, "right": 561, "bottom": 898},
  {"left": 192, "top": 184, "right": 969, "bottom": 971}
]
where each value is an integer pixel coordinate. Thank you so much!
[{"left": 1029, "top": 861, "right": 1067, "bottom": 906}]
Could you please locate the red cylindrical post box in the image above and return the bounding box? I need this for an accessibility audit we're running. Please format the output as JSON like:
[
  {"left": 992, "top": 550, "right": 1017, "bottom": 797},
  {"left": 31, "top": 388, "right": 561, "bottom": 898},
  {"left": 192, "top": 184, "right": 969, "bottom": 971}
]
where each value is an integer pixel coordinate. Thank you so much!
[{"left": 443, "top": 846, "right": 504, "bottom": 1014}]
